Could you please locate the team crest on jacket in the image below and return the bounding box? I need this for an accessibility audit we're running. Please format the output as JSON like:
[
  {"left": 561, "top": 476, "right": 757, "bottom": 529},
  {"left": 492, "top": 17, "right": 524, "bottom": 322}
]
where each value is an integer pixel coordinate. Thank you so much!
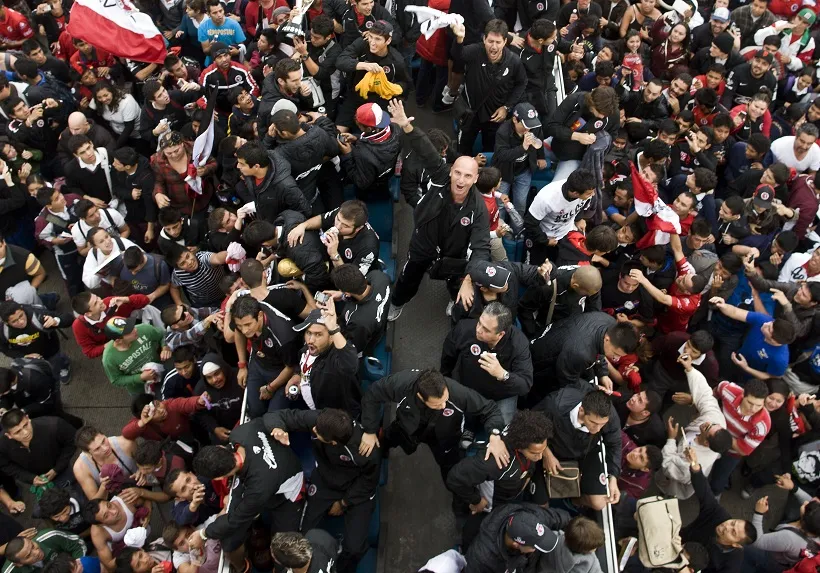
[
  {"left": 265, "top": 338, "right": 274, "bottom": 347},
  {"left": 547, "top": 44, "right": 555, "bottom": 52},
  {"left": 599, "top": 473, "right": 607, "bottom": 485},
  {"left": 365, "top": 20, "right": 374, "bottom": 28},
  {"left": 537, "top": 2, "right": 544, "bottom": 9},
  {"left": 470, "top": 344, "right": 481, "bottom": 355},
  {"left": 593, "top": 120, "right": 603, "bottom": 130},
  {"left": 340, "top": 454, "right": 351, "bottom": 462},
  {"left": 442, "top": 408, "right": 454, "bottom": 417},
  {"left": 345, "top": 248, "right": 352, "bottom": 259},
  {"left": 234, "top": 75, "right": 243, "bottom": 83},
  {"left": 308, "top": 484, "right": 317, "bottom": 496},
  {"left": 460, "top": 217, "right": 470, "bottom": 226},
  {"left": 383, "top": 66, "right": 391, "bottom": 73}
]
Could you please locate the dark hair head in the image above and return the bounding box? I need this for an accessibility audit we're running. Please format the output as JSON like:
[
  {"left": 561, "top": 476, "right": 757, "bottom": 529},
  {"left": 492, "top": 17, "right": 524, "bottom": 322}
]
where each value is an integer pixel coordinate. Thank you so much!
[
  {"left": 122, "top": 246, "right": 145, "bottom": 271},
  {"left": 564, "top": 516, "right": 605, "bottom": 553},
  {"left": 112, "top": 147, "right": 139, "bottom": 167},
  {"left": 689, "top": 331, "right": 714, "bottom": 354},
  {"left": 236, "top": 143, "right": 271, "bottom": 170},
  {"left": 741, "top": 521, "right": 758, "bottom": 545},
  {"left": 114, "top": 548, "right": 140, "bottom": 573},
  {"left": 723, "top": 195, "right": 745, "bottom": 216},
  {"left": 271, "top": 109, "right": 300, "bottom": 134},
  {"left": 75, "top": 425, "right": 103, "bottom": 451},
  {"left": 484, "top": 18, "right": 508, "bottom": 37},
  {"left": 695, "top": 87, "right": 719, "bottom": 108},
  {"left": 166, "top": 243, "right": 188, "bottom": 267},
  {"left": 693, "top": 167, "right": 717, "bottom": 192},
  {"left": 427, "top": 128, "right": 451, "bottom": 154},
  {"left": 310, "top": 14, "right": 334, "bottom": 37},
  {"left": 606, "top": 322, "right": 639, "bottom": 354},
  {"left": 274, "top": 58, "right": 302, "bottom": 81},
  {"left": 708, "top": 428, "right": 732, "bottom": 454},
  {"left": 476, "top": 166, "right": 502, "bottom": 194},
  {"left": 5, "top": 538, "right": 26, "bottom": 564},
  {"left": 644, "top": 139, "right": 671, "bottom": 162},
  {"left": 0, "top": 300, "right": 21, "bottom": 322},
  {"left": 581, "top": 390, "right": 612, "bottom": 419},
  {"left": 766, "top": 377, "right": 789, "bottom": 401},
  {"left": 242, "top": 220, "right": 277, "bottom": 248},
  {"left": 529, "top": 19, "right": 555, "bottom": 40},
  {"left": 37, "top": 487, "right": 71, "bottom": 519},
  {"left": 338, "top": 200, "right": 368, "bottom": 228},
  {"left": 658, "top": 119, "right": 679, "bottom": 136},
  {"left": 644, "top": 390, "right": 662, "bottom": 414},
  {"left": 719, "top": 252, "right": 743, "bottom": 275},
  {"left": 35, "top": 185, "right": 58, "bottom": 207},
  {"left": 21, "top": 39, "right": 41, "bottom": 56},
  {"left": 801, "top": 501, "right": 820, "bottom": 536},
  {"left": 331, "top": 264, "right": 367, "bottom": 295},
  {"left": 566, "top": 169, "right": 596, "bottom": 195},
  {"left": 42, "top": 554, "right": 74, "bottom": 573},
  {"left": 162, "top": 521, "right": 186, "bottom": 549},
  {"left": 68, "top": 134, "right": 93, "bottom": 155},
  {"left": 589, "top": 86, "right": 619, "bottom": 117},
  {"left": 193, "top": 445, "right": 237, "bottom": 478},
  {"left": 81, "top": 498, "right": 104, "bottom": 525},
  {"left": 142, "top": 79, "right": 163, "bottom": 103},
  {"left": 134, "top": 440, "right": 164, "bottom": 467},
  {"left": 775, "top": 230, "right": 799, "bottom": 253},
  {"left": 232, "top": 295, "right": 262, "bottom": 321},
  {"left": 745, "top": 379, "right": 770, "bottom": 399},
  {"left": 645, "top": 444, "right": 663, "bottom": 470},
  {"left": 315, "top": 408, "right": 354, "bottom": 444},
  {"left": 416, "top": 370, "right": 447, "bottom": 401},
  {"left": 503, "top": 410, "right": 553, "bottom": 450},
  {"left": 130, "top": 393, "right": 155, "bottom": 418},
  {"left": 239, "top": 258, "right": 265, "bottom": 288},
  {"left": 690, "top": 218, "right": 712, "bottom": 239},
  {"left": 595, "top": 60, "right": 615, "bottom": 78},
  {"left": 270, "top": 532, "right": 312, "bottom": 569},
  {"left": 13, "top": 58, "right": 38, "bottom": 80},
  {"left": 158, "top": 206, "right": 183, "bottom": 227},
  {"left": 747, "top": 133, "right": 771, "bottom": 155},
  {"left": 172, "top": 345, "right": 196, "bottom": 365},
  {"left": 585, "top": 225, "right": 618, "bottom": 254},
  {"left": 771, "top": 318, "right": 796, "bottom": 345}
]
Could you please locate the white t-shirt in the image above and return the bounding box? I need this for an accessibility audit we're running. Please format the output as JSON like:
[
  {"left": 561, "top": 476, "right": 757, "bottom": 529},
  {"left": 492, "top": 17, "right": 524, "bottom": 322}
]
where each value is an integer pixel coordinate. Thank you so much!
[
  {"left": 81, "top": 236, "right": 140, "bottom": 289},
  {"left": 771, "top": 137, "right": 820, "bottom": 173},
  {"left": 527, "top": 178, "right": 585, "bottom": 240},
  {"left": 90, "top": 94, "right": 141, "bottom": 138},
  {"left": 72, "top": 208, "right": 126, "bottom": 248},
  {"left": 778, "top": 251, "right": 820, "bottom": 282}
]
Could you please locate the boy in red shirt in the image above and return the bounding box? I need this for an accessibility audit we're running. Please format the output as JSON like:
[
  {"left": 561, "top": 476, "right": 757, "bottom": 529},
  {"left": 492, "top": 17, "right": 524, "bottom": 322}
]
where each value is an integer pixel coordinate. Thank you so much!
[
  {"left": 628, "top": 233, "right": 707, "bottom": 333},
  {"left": 475, "top": 166, "right": 511, "bottom": 262}
]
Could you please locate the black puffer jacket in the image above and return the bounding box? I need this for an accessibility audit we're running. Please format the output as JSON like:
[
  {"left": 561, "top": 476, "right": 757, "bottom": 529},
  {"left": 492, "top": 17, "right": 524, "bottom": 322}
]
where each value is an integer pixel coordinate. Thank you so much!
[
  {"left": 192, "top": 352, "right": 243, "bottom": 443},
  {"left": 338, "top": 4, "right": 402, "bottom": 47},
  {"left": 274, "top": 210, "right": 332, "bottom": 292},
  {"left": 247, "top": 151, "right": 311, "bottom": 223},
  {"left": 465, "top": 502, "right": 571, "bottom": 573},
  {"left": 492, "top": 119, "right": 545, "bottom": 184},
  {"left": 529, "top": 311, "right": 615, "bottom": 388},
  {"left": 272, "top": 118, "right": 339, "bottom": 206},
  {"left": 339, "top": 125, "right": 401, "bottom": 198}
]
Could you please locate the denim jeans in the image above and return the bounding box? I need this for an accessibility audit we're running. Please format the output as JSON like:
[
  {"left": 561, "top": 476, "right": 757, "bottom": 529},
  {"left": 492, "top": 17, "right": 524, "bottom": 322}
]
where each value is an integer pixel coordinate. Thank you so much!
[
  {"left": 498, "top": 171, "right": 533, "bottom": 216},
  {"left": 709, "top": 454, "right": 741, "bottom": 494},
  {"left": 495, "top": 396, "right": 518, "bottom": 425}
]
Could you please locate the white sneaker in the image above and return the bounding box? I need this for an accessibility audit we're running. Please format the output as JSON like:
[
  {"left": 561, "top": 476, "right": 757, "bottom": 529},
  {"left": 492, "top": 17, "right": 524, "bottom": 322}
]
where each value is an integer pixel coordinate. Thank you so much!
[
  {"left": 387, "top": 304, "right": 403, "bottom": 322},
  {"left": 446, "top": 301, "right": 454, "bottom": 316},
  {"left": 441, "top": 86, "right": 455, "bottom": 105}
]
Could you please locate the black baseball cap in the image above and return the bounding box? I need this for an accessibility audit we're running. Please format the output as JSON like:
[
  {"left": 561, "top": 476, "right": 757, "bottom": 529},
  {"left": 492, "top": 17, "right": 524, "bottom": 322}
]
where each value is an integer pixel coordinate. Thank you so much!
[
  {"left": 506, "top": 512, "right": 559, "bottom": 553},
  {"left": 293, "top": 309, "right": 326, "bottom": 332},
  {"left": 470, "top": 264, "right": 512, "bottom": 290},
  {"left": 753, "top": 185, "right": 774, "bottom": 209}
]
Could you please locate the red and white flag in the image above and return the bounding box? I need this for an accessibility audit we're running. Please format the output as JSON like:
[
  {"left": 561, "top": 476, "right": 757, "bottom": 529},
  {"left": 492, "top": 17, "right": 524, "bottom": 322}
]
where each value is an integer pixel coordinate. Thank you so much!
[
  {"left": 185, "top": 87, "right": 218, "bottom": 196},
  {"left": 631, "top": 163, "right": 681, "bottom": 249},
  {"left": 67, "top": 0, "right": 166, "bottom": 64}
]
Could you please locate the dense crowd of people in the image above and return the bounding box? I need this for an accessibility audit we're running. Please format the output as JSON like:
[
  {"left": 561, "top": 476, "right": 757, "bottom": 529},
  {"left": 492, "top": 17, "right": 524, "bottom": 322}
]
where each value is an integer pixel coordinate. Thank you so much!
[{"left": 0, "top": 0, "right": 819, "bottom": 569}]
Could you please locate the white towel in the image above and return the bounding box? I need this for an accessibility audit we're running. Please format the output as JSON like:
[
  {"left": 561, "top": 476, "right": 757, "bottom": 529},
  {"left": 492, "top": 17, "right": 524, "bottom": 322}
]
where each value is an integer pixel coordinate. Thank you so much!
[
  {"left": 404, "top": 5, "right": 464, "bottom": 40},
  {"left": 124, "top": 527, "right": 148, "bottom": 548}
]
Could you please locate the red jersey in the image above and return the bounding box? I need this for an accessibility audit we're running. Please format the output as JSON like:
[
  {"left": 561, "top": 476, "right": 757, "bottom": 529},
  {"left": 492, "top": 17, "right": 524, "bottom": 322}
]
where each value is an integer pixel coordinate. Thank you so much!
[
  {"left": 718, "top": 380, "right": 772, "bottom": 457},
  {"left": 657, "top": 257, "right": 700, "bottom": 334},
  {"left": 480, "top": 192, "right": 500, "bottom": 231},
  {"left": 0, "top": 8, "right": 33, "bottom": 43}
]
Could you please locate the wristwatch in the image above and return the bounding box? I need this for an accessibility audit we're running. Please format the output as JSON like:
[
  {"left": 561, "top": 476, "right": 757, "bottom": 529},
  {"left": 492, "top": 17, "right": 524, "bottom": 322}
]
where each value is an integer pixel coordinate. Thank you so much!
[
  {"left": 491, "top": 428, "right": 501, "bottom": 436},
  {"left": 328, "top": 327, "right": 341, "bottom": 335},
  {"left": 332, "top": 254, "right": 341, "bottom": 262},
  {"left": 501, "top": 371, "right": 510, "bottom": 381}
]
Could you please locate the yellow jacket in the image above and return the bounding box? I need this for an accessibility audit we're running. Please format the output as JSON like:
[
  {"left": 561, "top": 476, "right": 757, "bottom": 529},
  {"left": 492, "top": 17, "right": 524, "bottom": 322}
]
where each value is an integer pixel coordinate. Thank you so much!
[{"left": 355, "top": 70, "right": 403, "bottom": 100}]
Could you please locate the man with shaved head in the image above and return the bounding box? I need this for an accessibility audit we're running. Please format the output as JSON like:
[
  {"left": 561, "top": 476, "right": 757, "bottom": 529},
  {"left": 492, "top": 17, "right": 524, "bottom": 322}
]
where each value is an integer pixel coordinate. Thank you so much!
[
  {"left": 519, "top": 264, "right": 603, "bottom": 338},
  {"left": 56, "top": 112, "right": 116, "bottom": 167},
  {"left": 385, "top": 100, "right": 491, "bottom": 322}
]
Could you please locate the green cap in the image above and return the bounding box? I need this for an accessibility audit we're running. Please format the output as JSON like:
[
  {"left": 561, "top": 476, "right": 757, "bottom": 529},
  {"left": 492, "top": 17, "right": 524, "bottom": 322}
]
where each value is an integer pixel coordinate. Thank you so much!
[{"left": 798, "top": 7, "right": 817, "bottom": 25}]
